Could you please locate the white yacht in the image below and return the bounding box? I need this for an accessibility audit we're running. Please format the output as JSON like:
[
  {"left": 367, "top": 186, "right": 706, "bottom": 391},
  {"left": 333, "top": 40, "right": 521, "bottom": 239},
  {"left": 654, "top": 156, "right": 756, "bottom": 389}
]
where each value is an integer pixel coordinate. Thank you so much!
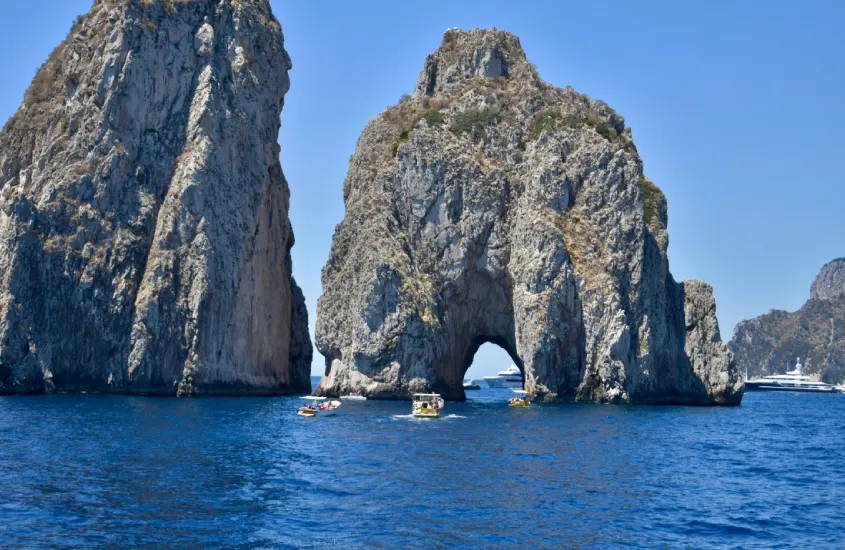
[
  {"left": 745, "top": 358, "right": 838, "bottom": 393},
  {"left": 483, "top": 364, "right": 523, "bottom": 389}
]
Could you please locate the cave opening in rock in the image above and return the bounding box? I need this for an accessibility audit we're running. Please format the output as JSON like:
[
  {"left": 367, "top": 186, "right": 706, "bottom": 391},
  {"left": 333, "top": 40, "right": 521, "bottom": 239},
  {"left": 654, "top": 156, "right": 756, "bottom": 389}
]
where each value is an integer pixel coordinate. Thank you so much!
[{"left": 461, "top": 338, "right": 524, "bottom": 389}]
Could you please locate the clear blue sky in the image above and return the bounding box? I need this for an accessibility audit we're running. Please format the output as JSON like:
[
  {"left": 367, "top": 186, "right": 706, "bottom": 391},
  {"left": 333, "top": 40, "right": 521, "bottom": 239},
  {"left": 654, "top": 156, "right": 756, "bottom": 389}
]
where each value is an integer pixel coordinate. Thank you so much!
[{"left": 1, "top": 1, "right": 843, "bottom": 378}]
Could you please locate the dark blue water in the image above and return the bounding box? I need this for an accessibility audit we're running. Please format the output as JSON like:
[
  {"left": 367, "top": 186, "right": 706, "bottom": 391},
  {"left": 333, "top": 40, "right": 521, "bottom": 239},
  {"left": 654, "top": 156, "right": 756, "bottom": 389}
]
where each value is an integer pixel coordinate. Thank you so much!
[{"left": 1, "top": 378, "right": 844, "bottom": 548}]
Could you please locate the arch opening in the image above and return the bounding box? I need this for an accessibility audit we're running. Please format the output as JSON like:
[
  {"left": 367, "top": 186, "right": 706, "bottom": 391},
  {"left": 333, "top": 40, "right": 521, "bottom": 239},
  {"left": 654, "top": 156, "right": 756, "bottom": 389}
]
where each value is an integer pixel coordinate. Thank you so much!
[{"left": 459, "top": 337, "right": 523, "bottom": 395}]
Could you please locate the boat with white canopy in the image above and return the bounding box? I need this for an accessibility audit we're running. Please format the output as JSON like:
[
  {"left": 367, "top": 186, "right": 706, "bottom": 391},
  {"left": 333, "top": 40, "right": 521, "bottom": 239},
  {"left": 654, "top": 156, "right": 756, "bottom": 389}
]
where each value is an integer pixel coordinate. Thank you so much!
[{"left": 412, "top": 394, "right": 444, "bottom": 418}]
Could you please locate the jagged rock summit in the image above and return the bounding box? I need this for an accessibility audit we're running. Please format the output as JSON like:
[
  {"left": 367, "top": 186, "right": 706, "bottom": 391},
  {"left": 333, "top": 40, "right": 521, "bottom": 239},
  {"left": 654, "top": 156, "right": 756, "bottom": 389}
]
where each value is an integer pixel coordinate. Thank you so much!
[
  {"left": 315, "top": 28, "right": 743, "bottom": 405},
  {"left": 810, "top": 258, "right": 845, "bottom": 301},
  {"left": 731, "top": 258, "right": 845, "bottom": 383},
  {"left": 0, "top": 0, "right": 312, "bottom": 395}
]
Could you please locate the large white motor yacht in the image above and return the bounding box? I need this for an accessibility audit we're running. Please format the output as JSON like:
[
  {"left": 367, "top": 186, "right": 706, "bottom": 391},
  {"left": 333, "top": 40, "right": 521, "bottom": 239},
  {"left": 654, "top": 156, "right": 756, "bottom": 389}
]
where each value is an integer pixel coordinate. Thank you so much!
[
  {"left": 483, "top": 364, "right": 523, "bottom": 389},
  {"left": 745, "top": 358, "right": 838, "bottom": 393}
]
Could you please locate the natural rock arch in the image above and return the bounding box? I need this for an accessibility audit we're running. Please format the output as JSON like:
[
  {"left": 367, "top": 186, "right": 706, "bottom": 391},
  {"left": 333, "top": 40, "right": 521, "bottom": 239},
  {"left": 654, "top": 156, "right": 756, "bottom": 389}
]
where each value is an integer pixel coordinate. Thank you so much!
[{"left": 315, "top": 28, "right": 742, "bottom": 405}]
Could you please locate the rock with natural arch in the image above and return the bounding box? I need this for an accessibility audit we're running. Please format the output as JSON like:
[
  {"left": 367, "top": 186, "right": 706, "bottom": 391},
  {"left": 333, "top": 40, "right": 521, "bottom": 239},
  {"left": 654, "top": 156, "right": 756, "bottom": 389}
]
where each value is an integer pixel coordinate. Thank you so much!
[{"left": 315, "top": 28, "right": 743, "bottom": 405}]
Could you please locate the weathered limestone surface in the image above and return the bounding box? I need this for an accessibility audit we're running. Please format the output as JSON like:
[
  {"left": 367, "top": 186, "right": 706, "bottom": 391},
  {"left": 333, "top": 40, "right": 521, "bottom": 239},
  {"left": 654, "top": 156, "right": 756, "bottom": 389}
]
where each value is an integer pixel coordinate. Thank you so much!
[
  {"left": 731, "top": 259, "right": 845, "bottom": 383},
  {"left": 810, "top": 258, "right": 845, "bottom": 301},
  {"left": 0, "top": 0, "right": 312, "bottom": 395},
  {"left": 316, "top": 29, "right": 743, "bottom": 404}
]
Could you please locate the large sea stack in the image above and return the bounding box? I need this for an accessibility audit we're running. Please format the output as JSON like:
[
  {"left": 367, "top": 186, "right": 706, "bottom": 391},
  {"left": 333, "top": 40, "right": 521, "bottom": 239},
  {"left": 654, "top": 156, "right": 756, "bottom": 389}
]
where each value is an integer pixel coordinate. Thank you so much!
[
  {"left": 731, "top": 258, "right": 845, "bottom": 383},
  {"left": 315, "top": 29, "right": 743, "bottom": 404},
  {"left": 0, "top": 0, "right": 312, "bottom": 395}
]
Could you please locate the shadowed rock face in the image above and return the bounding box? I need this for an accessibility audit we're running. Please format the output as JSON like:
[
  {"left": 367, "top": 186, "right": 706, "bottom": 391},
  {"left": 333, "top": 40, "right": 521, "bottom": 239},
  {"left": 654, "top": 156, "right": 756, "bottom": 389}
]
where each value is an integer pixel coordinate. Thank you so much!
[
  {"left": 731, "top": 259, "right": 845, "bottom": 383},
  {"left": 315, "top": 28, "right": 743, "bottom": 405},
  {"left": 0, "top": 0, "right": 312, "bottom": 395}
]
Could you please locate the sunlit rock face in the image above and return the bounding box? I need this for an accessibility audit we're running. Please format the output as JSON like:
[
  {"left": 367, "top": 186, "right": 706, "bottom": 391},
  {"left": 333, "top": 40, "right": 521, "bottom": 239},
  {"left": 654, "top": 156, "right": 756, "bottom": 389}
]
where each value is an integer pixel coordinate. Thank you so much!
[
  {"left": 0, "top": 0, "right": 312, "bottom": 395},
  {"left": 315, "top": 28, "right": 742, "bottom": 405},
  {"left": 810, "top": 258, "right": 845, "bottom": 301}
]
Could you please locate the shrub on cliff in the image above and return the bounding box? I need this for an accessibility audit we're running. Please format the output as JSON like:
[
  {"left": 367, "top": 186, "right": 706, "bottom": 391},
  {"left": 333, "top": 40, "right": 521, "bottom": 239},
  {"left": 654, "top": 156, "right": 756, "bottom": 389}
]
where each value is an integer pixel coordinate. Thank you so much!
[
  {"left": 639, "top": 176, "right": 661, "bottom": 226},
  {"left": 417, "top": 108, "right": 445, "bottom": 127},
  {"left": 451, "top": 105, "right": 501, "bottom": 138}
]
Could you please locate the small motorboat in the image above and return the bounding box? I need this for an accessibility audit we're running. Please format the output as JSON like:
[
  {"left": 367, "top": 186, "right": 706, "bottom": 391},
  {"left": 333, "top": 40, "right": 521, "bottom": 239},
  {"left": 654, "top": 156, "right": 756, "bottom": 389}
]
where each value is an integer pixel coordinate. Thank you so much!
[
  {"left": 298, "top": 396, "right": 327, "bottom": 417},
  {"left": 508, "top": 389, "right": 530, "bottom": 407},
  {"left": 412, "top": 393, "right": 444, "bottom": 418},
  {"left": 297, "top": 405, "right": 317, "bottom": 417},
  {"left": 463, "top": 379, "right": 481, "bottom": 390},
  {"left": 318, "top": 399, "right": 343, "bottom": 414},
  {"left": 340, "top": 395, "right": 367, "bottom": 401}
]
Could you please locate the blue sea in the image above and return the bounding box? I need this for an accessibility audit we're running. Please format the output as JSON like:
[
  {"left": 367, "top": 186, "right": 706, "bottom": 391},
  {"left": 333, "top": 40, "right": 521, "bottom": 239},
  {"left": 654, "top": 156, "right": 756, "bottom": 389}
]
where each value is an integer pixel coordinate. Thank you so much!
[{"left": 1, "top": 377, "right": 843, "bottom": 548}]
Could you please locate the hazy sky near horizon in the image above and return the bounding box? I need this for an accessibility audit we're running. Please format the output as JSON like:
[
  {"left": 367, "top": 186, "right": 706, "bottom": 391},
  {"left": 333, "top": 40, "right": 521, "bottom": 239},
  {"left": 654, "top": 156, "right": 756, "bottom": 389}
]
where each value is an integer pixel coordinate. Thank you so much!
[{"left": 0, "top": 0, "right": 843, "bottom": 378}]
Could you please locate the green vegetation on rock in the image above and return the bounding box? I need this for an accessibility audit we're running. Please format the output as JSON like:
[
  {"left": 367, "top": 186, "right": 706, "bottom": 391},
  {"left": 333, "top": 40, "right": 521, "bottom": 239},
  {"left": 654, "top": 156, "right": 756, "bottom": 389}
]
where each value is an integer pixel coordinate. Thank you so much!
[
  {"left": 392, "top": 109, "right": 445, "bottom": 157},
  {"left": 529, "top": 109, "right": 616, "bottom": 142},
  {"left": 417, "top": 108, "right": 445, "bottom": 127},
  {"left": 639, "top": 176, "right": 661, "bottom": 226},
  {"left": 451, "top": 105, "right": 501, "bottom": 138},
  {"left": 530, "top": 109, "right": 561, "bottom": 139}
]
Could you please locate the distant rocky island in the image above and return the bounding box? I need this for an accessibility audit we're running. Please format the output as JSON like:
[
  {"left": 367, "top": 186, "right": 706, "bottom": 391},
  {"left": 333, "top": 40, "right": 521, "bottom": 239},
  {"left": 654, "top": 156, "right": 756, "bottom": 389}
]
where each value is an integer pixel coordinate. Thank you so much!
[
  {"left": 731, "top": 258, "right": 845, "bottom": 383},
  {"left": 315, "top": 29, "right": 743, "bottom": 405},
  {"left": 0, "top": 0, "right": 312, "bottom": 395}
]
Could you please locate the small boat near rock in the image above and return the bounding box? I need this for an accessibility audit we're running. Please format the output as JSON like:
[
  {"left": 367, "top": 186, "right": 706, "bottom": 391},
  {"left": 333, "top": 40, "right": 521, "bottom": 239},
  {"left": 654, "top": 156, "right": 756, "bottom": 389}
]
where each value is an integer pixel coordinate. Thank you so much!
[
  {"left": 298, "top": 396, "right": 327, "bottom": 417},
  {"left": 318, "top": 400, "right": 343, "bottom": 415},
  {"left": 412, "top": 393, "right": 444, "bottom": 418},
  {"left": 509, "top": 389, "right": 530, "bottom": 407},
  {"left": 297, "top": 405, "right": 317, "bottom": 417},
  {"left": 463, "top": 379, "right": 481, "bottom": 390}
]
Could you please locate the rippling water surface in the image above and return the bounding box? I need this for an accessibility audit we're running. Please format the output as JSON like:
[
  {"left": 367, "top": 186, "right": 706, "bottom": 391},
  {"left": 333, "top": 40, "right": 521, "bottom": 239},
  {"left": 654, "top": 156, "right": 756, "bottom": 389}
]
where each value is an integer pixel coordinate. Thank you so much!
[{"left": 1, "top": 379, "right": 844, "bottom": 548}]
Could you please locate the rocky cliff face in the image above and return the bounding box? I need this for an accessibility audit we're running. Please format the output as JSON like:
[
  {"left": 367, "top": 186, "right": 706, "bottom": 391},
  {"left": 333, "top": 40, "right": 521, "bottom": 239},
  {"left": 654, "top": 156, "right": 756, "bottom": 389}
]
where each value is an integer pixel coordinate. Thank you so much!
[
  {"left": 315, "top": 29, "right": 743, "bottom": 405},
  {"left": 731, "top": 260, "right": 845, "bottom": 383},
  {"left": 0, "top": 0, "right": 312, "bottom": 395},
  {"left": 810, "top": 258, "right": 845, "bottom": 301}
]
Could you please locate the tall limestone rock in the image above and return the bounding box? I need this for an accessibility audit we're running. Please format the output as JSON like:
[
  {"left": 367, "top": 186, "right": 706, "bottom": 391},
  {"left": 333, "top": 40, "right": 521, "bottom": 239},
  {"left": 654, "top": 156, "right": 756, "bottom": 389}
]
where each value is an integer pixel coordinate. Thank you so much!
[
  {"left": 0, "top": 0, "right": 312, "bottom": 395},
  {"left": 315, "top": 29, "right": 743, "bottom": 405},
  {"left": 731, "top": 259, "right": 845, "bottom": 383}
]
